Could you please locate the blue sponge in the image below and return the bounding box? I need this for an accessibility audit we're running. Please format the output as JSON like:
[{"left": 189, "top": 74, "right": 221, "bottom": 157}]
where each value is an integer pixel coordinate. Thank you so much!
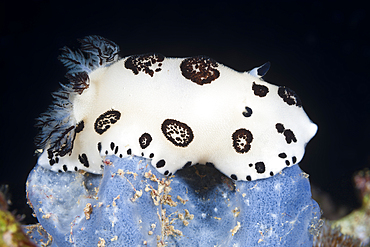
[{"left": 26, "top": 155, "right": 321, "bottom": 246}]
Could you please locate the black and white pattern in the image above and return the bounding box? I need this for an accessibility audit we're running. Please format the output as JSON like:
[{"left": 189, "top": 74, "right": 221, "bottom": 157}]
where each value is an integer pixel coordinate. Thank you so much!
[{"left": 35, "top": 35, "right": 317, "bottom": 181}]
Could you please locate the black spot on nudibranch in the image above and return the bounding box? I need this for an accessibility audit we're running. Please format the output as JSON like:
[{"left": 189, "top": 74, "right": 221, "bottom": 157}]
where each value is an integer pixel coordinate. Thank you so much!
[
  {"left": 255, "top": 162, "right": 266, "bottom": 174},
  {"left": 110, "top": 142, "right": 115, "bottom": 151},
  {"left": 180, "top": 56, "right": 220, "bottom": 85},
  {"left": 75, "top": 121, "right": 84, "bottom": 133},
  {"left": 242, "top": 106, "right": 253, "bottom": 117},
  {"left": 78, "top": 153, "right": 89, "bottom": 168},
  {"left": 139, "top": 133, "right": 152, "bottom": 149},
  {"left": 285, "top": 160, "right": 290, "bottom": 166},
  {"left": 284, "top": 129, "right": 297, "bottom": 144},
  {"left": 278, "top": 86, "right": 302, "bottom": 107},
  {"left": 278, "top": 153, "right": 287, "bottom": 158},
  {"left": 231, "top": 174, "right": 238, "bottom": 180},
  {"left": 47, "top": 150, "right": 53, "bottom": 159},
  {"left": 94, "top": 110, "right": 121, "bottom": 135},
  {"left": 47, "top": 150, "right": 60, "bottom": 167},
  {"left": 252, "top": 82, "right": 269, "bottom": 97},
  {"left": 232, "top": 129, "right": 253, "bottom": 154},
  {"left": 156, "top": 159, "right": 166, "bottom": 168},
  {"left": 276, "top": 123, "right": 297, "bottom": 144},
  {"left": 276, "top": 123, "right": 285, "bottom": 133},
  {"left": 292, "top": 156, "right": 297, "bottom": 164},
  {"left": 161, "top": 119, "right": 194, "bottom": 147},
  {"left": 124, "top": 53, "right": 164, "bottom": 77},
  {"left": 97, "top": 142, "right": 102, "bottom": 152},
  {"left": 127, "top": 149, "right": 132, "bottom": 155},
  {"left": 246, "top": 175, "right": 252, "bottom": 181},
  {"left": 63, "top": 165, "right": 68, "bottom": 172}
]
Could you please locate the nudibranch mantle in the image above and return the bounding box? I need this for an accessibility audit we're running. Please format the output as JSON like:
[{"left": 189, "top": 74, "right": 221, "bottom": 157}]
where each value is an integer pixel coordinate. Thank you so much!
[{"left": 35, "top": 35, "right": 317, "bottom": 181}]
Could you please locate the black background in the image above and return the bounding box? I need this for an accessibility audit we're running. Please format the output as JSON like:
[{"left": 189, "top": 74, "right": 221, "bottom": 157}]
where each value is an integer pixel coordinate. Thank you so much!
[{"left": 1, "top": 0, "right": 369, "bottom": 224}]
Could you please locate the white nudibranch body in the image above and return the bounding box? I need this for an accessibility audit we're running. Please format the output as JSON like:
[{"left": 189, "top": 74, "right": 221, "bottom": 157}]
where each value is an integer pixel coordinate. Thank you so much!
[{"left": 35, "top": 35, "right": 317, "bottom": 181}]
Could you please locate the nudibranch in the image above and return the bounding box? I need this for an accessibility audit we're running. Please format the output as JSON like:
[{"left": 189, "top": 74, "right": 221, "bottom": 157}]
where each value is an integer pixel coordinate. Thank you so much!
[{"left": 35, "top": 35, "right": 317, "bottom": 181}]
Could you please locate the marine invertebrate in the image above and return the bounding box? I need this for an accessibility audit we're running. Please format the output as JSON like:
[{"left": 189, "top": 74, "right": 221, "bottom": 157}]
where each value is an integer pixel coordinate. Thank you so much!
[
  {"left": 27, "top": 36, "right": 320, "bottom": 246},
  {"left": 34, "top": 35, "right": 317, "bottom": 182},
  {"left": 26, "top": 155, "right": 321, "bottom": 246}
]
